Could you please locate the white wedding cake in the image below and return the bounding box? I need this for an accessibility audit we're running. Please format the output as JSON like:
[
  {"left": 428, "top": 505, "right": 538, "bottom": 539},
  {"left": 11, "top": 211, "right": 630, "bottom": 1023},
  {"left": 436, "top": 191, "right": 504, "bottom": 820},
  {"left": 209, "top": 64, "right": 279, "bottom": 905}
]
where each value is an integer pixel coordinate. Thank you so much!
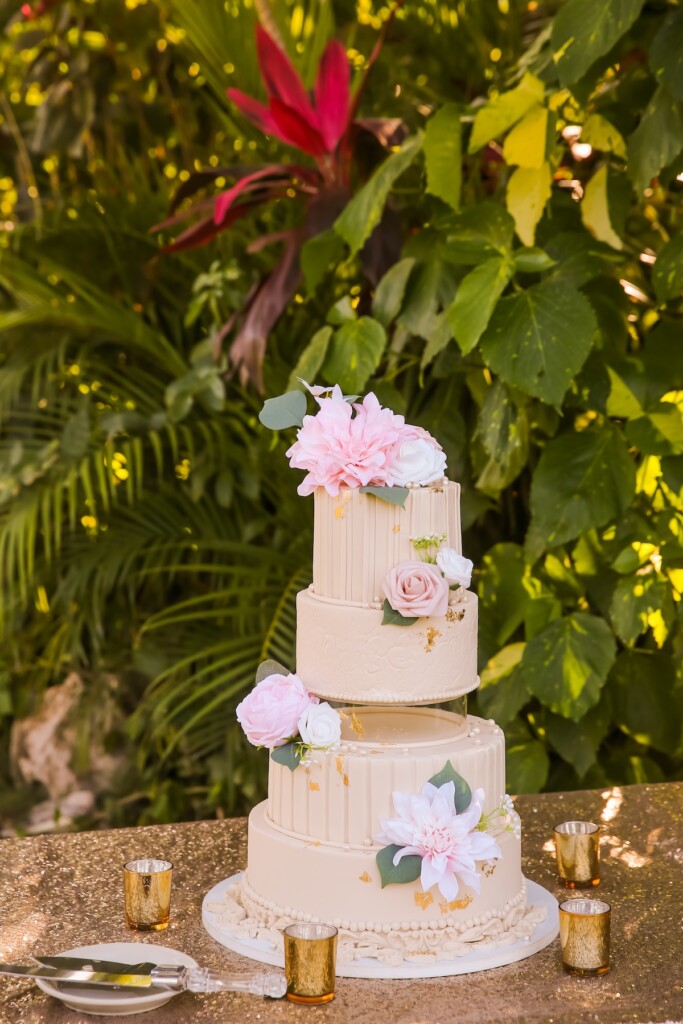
[{"left": 218, "top": 385, "right": 546, "bottom": 968}]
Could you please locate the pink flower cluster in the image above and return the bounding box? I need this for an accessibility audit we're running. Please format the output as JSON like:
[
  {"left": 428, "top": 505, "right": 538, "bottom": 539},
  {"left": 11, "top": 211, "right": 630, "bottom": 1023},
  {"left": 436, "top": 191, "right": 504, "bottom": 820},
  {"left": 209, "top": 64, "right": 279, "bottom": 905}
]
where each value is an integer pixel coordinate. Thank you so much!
[{"left": 285, "top": 387, "right": 441, "bottom": 497}]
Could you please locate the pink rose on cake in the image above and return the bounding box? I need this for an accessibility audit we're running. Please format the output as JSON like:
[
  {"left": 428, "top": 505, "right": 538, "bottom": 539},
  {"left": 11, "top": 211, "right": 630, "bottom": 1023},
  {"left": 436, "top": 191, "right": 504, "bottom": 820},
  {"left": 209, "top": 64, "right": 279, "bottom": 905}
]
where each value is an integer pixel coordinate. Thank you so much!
[
  {"left": 375, "top": 782, "right": 502, "bottom": 900},
  {"left": 383, "top": 560, "right": 449, "bottom": 618},
  {"left": 236, "top": 672, "right": 317, "bottom": 749}
]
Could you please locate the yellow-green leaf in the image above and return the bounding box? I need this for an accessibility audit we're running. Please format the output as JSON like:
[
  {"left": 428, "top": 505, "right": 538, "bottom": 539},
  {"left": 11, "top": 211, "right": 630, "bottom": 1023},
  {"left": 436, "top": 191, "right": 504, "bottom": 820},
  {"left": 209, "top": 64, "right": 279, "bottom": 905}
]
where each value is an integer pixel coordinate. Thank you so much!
[
  {"left": 581, "top": 164, "right": 623, "bottom": 250},
  {"left": 502, "top": 105, "right": 550, "bottom": 168},
  {"left": 506, "top": 163, "right": 552, "bottom": 246},
  {"left": 424, "top": 103, "right": 462, "bottom": 211},
  {"left": 468, "top": 72, "right": 545, "bottom": 153},
  {"left": 580, "top": 114, "right": 626, "bottom": 158}
]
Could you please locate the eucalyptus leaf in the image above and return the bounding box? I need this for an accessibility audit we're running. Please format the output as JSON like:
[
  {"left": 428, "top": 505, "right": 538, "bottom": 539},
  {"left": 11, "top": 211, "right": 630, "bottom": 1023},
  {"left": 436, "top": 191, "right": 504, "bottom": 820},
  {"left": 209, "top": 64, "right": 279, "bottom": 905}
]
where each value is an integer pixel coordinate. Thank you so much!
[
  {"left": 381, "top": 599, "right": 418, "bottom": 626},
  {"left": 376, "top": 844, "right": 423, "bottom": 888},
  {"left": 259, "top": 390, "right": 307, "bottom": 431},
  {"left": 359, "top": 486, "right": 410, "bottom": 507},
  {"left": 427, "top": 760, "right": 472, "bottom": 812},
  {"left": 270, "top": 741, "right": 302, "bottom": 772}
]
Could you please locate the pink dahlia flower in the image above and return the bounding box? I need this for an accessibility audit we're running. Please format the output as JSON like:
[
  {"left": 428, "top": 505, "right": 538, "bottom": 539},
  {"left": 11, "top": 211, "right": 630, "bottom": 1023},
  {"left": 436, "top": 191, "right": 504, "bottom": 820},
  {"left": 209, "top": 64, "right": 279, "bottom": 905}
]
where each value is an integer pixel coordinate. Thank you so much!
[
  {"left": 285, "top": 388, "right": 406, "bottom": 496},
  {"left": 375, "top": 783, "right": 502, "bottom": 901}
]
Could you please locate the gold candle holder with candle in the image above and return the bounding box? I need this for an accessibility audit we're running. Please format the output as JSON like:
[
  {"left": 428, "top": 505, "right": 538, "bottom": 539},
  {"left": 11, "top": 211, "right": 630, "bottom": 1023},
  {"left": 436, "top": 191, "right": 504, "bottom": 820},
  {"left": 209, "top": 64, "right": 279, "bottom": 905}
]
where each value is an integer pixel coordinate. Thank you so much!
[
  {"left": 559, "top": 898, "right": 611, "bottom": 975},
  {"left": 283, "top": 923, "right": 337, "bottom": 1004},
  {"left": 554, "top": 821, "right": 600, "bottom": 887}
]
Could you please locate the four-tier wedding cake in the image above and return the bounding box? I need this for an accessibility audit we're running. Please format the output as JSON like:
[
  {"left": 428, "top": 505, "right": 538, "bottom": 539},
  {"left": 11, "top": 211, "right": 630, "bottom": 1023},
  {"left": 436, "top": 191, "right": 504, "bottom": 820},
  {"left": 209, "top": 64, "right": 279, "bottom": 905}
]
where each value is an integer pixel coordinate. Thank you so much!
[{"left": 212, "top": 384, "right": 547, "bottom": 970}]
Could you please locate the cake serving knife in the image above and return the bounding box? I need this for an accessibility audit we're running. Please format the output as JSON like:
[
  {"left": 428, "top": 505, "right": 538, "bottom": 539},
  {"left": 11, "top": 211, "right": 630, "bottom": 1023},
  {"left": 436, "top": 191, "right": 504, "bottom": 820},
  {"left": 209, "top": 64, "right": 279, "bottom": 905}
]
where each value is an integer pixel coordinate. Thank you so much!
[{"left": 0, "top": 957, "right": 286, "bottom": 997}]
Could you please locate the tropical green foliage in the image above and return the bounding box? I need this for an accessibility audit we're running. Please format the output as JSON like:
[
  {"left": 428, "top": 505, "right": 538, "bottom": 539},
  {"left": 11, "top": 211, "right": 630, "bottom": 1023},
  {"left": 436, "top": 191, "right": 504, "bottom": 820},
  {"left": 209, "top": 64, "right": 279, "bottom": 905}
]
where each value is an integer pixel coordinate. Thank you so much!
[{"left": 1, "top": 0, "right": 682, "bottom": 830}]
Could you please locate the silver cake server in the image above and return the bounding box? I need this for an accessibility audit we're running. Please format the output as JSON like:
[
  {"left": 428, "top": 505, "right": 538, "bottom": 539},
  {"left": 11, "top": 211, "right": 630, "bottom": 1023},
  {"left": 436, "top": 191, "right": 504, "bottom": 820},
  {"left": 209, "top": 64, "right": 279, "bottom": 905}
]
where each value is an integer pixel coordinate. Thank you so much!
[{"left": 1, "top": 958, "right": 286, "bottom": 997}]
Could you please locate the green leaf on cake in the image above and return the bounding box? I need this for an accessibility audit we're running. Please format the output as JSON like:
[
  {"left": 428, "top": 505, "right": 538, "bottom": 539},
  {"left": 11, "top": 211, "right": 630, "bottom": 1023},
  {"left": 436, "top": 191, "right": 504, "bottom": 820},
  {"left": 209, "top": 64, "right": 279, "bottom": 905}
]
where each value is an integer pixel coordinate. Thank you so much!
[
  {"left": 259, "top": 390, "right": 307, "bottom": 430},
  {"left": 359, "top": 485, "right": 410, "bottom": 507},
  {"left": 270, "top": 741, "right": 302, "bottom": 772},
  {"left": 376, "top": 844, "right": 423, "bottom": 888},
  {"left": 381, "top": 599, "right": 418, "bottom": 626},
  {"left": 427, "top": 761, "right": 472, "bottom": 812}
]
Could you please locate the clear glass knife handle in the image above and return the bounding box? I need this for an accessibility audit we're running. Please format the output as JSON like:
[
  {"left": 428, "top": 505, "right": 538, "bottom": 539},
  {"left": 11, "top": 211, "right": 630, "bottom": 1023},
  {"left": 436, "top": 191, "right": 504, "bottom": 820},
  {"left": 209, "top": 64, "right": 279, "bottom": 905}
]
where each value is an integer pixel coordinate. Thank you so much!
[{"left": 183, "top": 967, "right": 287, "bottom": 998}]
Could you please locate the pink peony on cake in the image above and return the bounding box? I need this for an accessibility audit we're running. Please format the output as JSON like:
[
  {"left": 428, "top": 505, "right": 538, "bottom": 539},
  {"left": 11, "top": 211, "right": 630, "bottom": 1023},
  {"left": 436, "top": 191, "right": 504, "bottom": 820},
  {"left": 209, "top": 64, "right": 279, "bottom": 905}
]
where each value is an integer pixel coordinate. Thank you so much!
[{"left": 215, "top": 383, "right": 547, "bottom": 969}]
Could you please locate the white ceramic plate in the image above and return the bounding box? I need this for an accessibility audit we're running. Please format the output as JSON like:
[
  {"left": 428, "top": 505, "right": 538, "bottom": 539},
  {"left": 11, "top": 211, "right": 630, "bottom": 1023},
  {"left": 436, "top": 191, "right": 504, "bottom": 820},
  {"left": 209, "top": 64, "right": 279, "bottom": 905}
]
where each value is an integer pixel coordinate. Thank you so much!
[
  {"left": 203, "top": 874, "right": 560, "bottom": 979},
  {"left": 34, "top": 942, "right": 198, "bottom": 1016}
]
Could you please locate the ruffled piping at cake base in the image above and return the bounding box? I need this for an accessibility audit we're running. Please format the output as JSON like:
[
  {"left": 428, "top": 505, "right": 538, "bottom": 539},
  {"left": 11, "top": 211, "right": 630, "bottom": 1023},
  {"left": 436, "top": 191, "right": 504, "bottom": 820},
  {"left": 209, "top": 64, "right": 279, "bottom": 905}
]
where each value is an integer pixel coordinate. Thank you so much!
[{"left": 205, "top": 877, "right": 547, "bottom": 967}]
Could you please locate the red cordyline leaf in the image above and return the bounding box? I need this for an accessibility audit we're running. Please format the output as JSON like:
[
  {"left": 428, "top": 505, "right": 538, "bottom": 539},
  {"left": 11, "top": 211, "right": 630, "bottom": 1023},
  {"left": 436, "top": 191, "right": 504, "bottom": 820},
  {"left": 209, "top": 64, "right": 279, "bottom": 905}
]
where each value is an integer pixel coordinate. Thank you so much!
[
  {"left": 269, "top": 99, "right": 328, "bottom": 157},
  {"left": 315, "top": 40, "right": 351, "bottom": 151},
  {"left": 215, "top": 167, "right": 290, "bottom": 224},
  {"left": 227, "top": 89, "right": 278, "bottom": 136},
  {"left": 255, "top": 24, "right": 318, "bottom": 127}
]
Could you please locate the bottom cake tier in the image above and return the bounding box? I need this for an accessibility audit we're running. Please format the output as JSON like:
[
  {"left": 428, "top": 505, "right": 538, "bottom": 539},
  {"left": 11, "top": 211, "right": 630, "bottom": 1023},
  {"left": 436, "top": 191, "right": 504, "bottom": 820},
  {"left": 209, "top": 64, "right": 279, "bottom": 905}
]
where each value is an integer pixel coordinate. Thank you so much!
[{"left": 218, "top": 802, "right": 544, "bottom": 966}]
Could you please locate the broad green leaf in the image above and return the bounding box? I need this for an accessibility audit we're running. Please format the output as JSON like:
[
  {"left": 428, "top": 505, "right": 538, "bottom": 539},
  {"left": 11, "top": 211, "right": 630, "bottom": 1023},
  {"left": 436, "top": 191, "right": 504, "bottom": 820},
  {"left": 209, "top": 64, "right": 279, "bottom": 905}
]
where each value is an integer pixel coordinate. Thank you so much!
[
  {"left": 270, "top": 741, "right": 301, "bottom": 772},
  {"left": 650, "top": 6, "right": 683, "bottom": 101},
  {"left": 447, "top": 257, "right": 513, "bottom": 355},
  {"left": 478, "top": 642, "right": 529, "bottom": 727},
  {"left": 300, "top": 230, "right": 345, "bottom": 294},
  {"left": 286, "top": 327, "right": 333, "bottom": 392},
  {"left": 425, "top": 103, "right": 462, "bottom": 211},
  {"left": 627, "top": 85, "right": 683, "bottom": 192},
  {"left": 610, "top": 650, "right": 683, "bottom": 756},
  {"left": 61, "top": 407, "right": 91, "bottom": 460},
  {"left": 327, "top": 296, "right": 355, "bottom": 325},
  {"left": 334, "top": 134, "right": 423, "bottom": 255},
  {"left": 512, "top": 247, "right": 556, "bottom": 274},
  {"left": 534, "top": 699, "right": 612, "bottom": 777},
  {"left": 627, "top": 404, "right": 683, "bottom": 456},
  {"left": 259, "top": 390, "right": 307, "bottom": 430},
  {"left": 605, "top": 366, "right": 643, "bottom": 419},
  {"left": 529, "top": 424, "right": 636, "bottom": 547},
  {"left": 477, "top": 543, "right": 530, "bottom": 664},
  {"left": 551, "top": 0, "right": 645, "bottom": 87},
  {"left": 652, "top": 235, "right": 683, "bottom": 303},
  {"left": 522, "top": 612, "right": 616, "bottom": 721},
  {"left": 609, "top": 573, "right": 674, "bottom": 646},
  {"left": 420, "top": 311, "right": 453, "bottom": 372},
  {"left": 545, "top": 231, "right": 620, "bottom": 288},
  {"left": 480, "top": 280, "right": 596, "bottom": 406},
  {"left": 506, "top": 740, "right": 549, "bottom": 793},
  {"left": 506, "top": 163, "right": 552, "bottom": 247},
  {"left": 396, "top": 259, "right": 443, "bottom": 340},
  {"left": 468, "top": 72, "right": 545, "bottom": 152},
  {"left": 381, "top": 599, "right": 418, "bottom": 626},
  {"left": 580, "top": 114, "right": 626, "bottom": 158},
  {"left": 443, "top": 202, "right": 515, "bottom": 264},
  {"left": 359, "top": 486, "right": 409, "bottom": 507},
  {"left": 372, "top": 258, "right": 416, "bottom": 327},
  {"left": 376, "top": 844, "right": 422, "bottom": 888},
  {"left": 427, "top": 761, "right": 472, "bottom": 812},
  {"left": 581, "top": 164, "right": 623, "bottom": 250},
  {"left": 322, "top": 317, "right": 386, "bottom": 394},
  {"left": 522, "top": 576, "right": 562, "bottom": 640},
  {"left": 475, "top": 380, "right": 529, "bottom": 495},
  {"left": 503, "top": 105, "right": 551, "bottom": 169}
]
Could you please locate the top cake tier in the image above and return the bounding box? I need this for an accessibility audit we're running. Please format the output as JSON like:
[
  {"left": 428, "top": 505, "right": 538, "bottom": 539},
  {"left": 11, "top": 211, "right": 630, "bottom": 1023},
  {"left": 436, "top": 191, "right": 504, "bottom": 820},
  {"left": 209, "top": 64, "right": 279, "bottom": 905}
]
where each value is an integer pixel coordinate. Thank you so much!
[{"left": 312, "top": 480, "right": 461, "bottom": 607}]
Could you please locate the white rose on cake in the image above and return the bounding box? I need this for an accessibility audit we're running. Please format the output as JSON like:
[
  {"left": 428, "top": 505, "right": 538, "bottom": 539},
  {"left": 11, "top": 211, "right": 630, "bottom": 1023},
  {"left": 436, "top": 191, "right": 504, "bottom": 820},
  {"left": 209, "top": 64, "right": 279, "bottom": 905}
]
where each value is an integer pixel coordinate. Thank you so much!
[
  {"left": 298, "top": 702, "right": 341, "bottom": 749},
  {"left": 388, "top": 439, "right": 447, "bottom": 486},
  {"left": 436, "top": 547, "right": 473, "bottom": 589}
]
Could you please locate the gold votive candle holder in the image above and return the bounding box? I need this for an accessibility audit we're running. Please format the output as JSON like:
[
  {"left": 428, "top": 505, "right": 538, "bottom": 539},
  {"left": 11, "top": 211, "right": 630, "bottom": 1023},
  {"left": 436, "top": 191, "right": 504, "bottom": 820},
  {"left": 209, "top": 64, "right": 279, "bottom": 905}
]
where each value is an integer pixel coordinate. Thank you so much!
[
  {"left": 559, "top": 898, "right": 611, "bottom": 975},
  {"left": 554, "top": 821, "right": 600, "bottom": 887},
  {"left": 123, "top": 858, "right": 173, "bottom": 931},
  {"left": 283, "top": 923, "right": 337, "bottom": 1004}
]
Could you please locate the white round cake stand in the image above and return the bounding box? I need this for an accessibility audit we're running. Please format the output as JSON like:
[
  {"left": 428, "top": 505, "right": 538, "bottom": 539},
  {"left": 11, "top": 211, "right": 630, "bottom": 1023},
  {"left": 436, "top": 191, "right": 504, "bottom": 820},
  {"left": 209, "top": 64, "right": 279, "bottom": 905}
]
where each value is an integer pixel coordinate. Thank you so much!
[{"left": 202, "top": 874, "right": 559, "bottom": 979}]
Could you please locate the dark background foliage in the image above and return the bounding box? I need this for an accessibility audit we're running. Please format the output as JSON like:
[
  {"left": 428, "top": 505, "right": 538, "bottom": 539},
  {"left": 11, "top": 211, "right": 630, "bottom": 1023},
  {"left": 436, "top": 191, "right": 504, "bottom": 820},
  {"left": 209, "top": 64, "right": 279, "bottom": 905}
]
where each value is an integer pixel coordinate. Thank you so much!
[{"left": 0, "top": 0, "right": 681, "bottom": 833}]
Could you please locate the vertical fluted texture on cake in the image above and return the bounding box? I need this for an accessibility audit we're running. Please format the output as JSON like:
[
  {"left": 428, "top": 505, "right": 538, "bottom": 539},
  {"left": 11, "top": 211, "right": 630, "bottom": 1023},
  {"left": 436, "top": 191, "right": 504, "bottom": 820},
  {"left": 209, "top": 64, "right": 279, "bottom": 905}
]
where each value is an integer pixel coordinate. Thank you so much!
[
  {"left": 267, "top": 718, "right": 505, "bottom": 847},
  {"left": 312, "top": 482, "right": 462, "bottom": 605}
]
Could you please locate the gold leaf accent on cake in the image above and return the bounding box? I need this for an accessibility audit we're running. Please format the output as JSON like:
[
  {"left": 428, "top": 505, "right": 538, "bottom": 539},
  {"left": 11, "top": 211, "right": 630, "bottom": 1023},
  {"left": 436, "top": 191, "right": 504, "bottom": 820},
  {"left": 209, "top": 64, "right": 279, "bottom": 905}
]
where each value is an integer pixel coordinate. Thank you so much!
[
  {"left": 335, "top": 755, "right": 350, "bottom": 786},
  {"left": 392, "top": 524, "right": 401, "bottom": 533},
  {"left": 350, "top": 711, "right": 365, "bottom": 737},
  {"left": 446, "top": 607, "right": 466, "bottom": 623},
  {"left": 342, "top": 489, "right": 352, "bottom": 502},
  {"left": 334, "top": 505, "right": 345, "bottom": 519},
  {"left": 445, "top": 895, "right": 472, "bottom": 912},
  {"left": 305, "top": 841, "right": 321, "bottom": 847},
  {"left": 358, "top": 872, "right": 372, "bottom": 883},
  {"left": 309, "top": 781, "right": 320, "bottom": 791},
  {"left": 422, "top": 626, "right": 442, "bottom": 652},
  {"left": 414, "top": 892, "right": 433, "bottom": 910},
  {"left": 482, "top": 861, "right": 497, "bottom": 877}
]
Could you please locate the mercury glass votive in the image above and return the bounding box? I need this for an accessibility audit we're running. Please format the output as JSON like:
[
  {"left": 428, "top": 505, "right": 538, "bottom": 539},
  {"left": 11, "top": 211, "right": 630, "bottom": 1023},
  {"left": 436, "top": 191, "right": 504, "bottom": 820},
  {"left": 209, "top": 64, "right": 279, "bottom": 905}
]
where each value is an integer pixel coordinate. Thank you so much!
[
  {"left": 554, "top": 821, "right": 600, "bottom": 887},
  {"left": 283, "top": 923, "right": 337, "bottom": 1004},
  {"left": 559, "top": 898, "right": 611, "bottom": 975},
  {"left": 123, "top": 858, "right": 173, "bottom": 931}
]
